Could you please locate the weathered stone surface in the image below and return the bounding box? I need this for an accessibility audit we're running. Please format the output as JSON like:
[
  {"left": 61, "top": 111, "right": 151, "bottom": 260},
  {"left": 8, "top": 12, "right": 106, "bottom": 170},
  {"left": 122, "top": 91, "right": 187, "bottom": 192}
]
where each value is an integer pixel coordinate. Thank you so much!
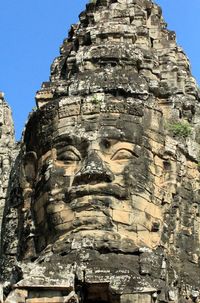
[
  {"left": 0, "top": 93, "right": 16, "bottom": 231},
  {"left": 1, "top": 0, "right": 200, "bottom": 302}
]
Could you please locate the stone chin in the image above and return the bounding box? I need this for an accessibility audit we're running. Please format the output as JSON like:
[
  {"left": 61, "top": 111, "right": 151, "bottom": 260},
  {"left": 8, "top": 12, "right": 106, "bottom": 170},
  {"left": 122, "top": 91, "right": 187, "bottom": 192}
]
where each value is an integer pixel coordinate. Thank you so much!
[
  {"left": 50, "top": 226, "right": 161, "bottom": 256},
  {"left": 36, "top": 190, "right": 162, "bottom": 253}
]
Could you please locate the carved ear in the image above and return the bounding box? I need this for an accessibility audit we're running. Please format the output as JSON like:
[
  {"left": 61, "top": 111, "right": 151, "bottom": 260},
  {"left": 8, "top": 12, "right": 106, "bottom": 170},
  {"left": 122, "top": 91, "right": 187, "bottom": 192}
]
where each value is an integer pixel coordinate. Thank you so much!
[{"left": 23, "top": 151, "right": 38, "bottom": 184}]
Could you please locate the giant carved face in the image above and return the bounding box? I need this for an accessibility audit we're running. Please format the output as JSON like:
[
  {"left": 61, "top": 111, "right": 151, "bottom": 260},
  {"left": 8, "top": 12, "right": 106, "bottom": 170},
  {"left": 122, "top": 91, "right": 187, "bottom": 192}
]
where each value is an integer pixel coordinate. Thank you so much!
[{"left": 24, "top": 96, "right": 178, "bottom": 254}]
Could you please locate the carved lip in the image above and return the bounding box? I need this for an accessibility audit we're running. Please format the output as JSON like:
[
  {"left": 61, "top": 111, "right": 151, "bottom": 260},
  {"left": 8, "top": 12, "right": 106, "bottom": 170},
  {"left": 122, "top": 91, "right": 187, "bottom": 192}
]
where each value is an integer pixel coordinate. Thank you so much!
[{"left": 65, "top": 183, "right": 129, "bottom": 203}]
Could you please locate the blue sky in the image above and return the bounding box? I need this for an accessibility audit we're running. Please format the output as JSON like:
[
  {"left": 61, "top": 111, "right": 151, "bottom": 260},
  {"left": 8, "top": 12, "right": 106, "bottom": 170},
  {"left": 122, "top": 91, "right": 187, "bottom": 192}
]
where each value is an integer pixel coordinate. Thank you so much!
[{"left": 0, "top": 0, "right": 199, "bottom": 140}]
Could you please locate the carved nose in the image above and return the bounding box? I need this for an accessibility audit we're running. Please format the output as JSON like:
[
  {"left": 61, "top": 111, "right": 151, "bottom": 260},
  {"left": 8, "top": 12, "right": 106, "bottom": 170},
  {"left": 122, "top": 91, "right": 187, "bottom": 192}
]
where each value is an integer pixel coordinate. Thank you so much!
[{"left": 73, "top": 151, "right": 114, "bottom": 185}]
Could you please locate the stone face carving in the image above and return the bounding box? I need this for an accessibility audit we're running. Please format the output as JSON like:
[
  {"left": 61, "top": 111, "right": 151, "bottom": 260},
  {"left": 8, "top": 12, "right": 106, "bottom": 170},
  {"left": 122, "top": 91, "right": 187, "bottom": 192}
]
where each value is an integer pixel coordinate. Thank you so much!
[
  {"left": 1, "top": 0, "right": 200, "bottom": 302},
  {"left": 23, "top": 99, "right": 163, "bottom": 254}
]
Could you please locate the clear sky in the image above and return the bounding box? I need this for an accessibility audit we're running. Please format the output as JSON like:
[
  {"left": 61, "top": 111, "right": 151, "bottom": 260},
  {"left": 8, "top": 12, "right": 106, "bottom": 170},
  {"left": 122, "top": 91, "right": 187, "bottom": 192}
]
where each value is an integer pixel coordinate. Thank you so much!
[{"left": 0, "top": 0, "right": 199, "bottom": 140}]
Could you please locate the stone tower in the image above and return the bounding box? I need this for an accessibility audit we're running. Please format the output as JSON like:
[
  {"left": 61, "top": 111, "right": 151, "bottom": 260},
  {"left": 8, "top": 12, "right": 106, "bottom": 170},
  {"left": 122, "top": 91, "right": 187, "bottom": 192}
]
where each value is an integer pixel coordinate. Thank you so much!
[
  {"left": 0, "top": 93, "right": 15, "bottom": 231},
  {"left": 1, "top": 0, "right": 200, "bottom": 302}
]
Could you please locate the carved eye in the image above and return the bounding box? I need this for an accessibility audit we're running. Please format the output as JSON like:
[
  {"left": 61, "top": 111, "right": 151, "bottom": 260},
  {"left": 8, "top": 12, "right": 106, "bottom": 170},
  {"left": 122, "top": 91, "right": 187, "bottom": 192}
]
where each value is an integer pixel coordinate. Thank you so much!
[
  {"left": 57, "top": 149, "right": 81, "bottom": 164},
  {"left": 111, "top": 149, "right": 135, "bottom": 161}
]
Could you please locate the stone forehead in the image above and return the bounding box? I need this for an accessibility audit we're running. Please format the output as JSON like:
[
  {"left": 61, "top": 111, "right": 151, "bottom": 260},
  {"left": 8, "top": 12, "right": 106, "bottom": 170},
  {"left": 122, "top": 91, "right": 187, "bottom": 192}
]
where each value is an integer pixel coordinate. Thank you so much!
[
  {"left": 26, "top": 95, "right": 166, "bottom": 138},
  {"left": 25, "top": 98, "right": 164, "bottom": 156},
  {"left": 31, "top": 97, "right": 163, "bottom": 137},
  {"left": 57, "top": 95, "right": 145, "bottom": 118},
  {"left": 37, "top": 94, "right": 169, "bottom": 125}
]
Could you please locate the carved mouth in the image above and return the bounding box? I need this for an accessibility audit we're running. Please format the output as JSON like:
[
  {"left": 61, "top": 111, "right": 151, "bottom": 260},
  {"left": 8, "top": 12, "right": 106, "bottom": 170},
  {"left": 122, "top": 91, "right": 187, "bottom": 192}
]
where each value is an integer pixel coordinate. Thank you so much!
[{"left": 65, "top": 183, "right": 129, "bottom": 204}]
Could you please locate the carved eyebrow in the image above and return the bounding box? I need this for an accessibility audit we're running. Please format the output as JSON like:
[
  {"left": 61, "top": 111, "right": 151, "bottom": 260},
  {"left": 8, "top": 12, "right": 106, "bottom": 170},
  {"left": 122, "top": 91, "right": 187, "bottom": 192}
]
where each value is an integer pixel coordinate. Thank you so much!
[
  {"left": 57, "top": 146, "right": 81, "bottom": 159},
  {"left": 100, "top": 139, "right": 140, "bottom": 158},
  {"left": 53, "top": 135, "right": 88, "bottom": 148},
  {"left": 53, "top": 135, "right": 73, "bottom": 148},
  {"left": 53, "top": 135, "right": 89, "bottom": 157},
  {"left": 100, "top": 138, "right": 135, "bottom": 148},
  {"left": 111, "top": 148, "right": 139, "bottom": 159}
]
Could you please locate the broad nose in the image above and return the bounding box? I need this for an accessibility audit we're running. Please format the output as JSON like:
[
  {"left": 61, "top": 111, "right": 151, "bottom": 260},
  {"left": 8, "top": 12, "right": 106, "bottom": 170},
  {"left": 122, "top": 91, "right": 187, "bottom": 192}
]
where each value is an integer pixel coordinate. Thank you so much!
[{"left": 73, "top": 151, "right": 114, "bottom": 185}]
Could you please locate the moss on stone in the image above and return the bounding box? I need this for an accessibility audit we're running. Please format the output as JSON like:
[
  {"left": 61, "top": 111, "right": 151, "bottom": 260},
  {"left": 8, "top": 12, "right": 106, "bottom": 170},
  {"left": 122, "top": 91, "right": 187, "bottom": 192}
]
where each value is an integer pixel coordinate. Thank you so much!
[{"left": 167, "top": 121, "right": 192, "bottom": 138}]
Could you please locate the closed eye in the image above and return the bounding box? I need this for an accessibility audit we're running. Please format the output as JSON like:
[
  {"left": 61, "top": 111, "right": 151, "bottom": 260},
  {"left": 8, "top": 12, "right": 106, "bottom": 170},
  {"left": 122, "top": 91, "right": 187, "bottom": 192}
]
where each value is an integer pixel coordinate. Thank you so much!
[
  {"left": 111, "top": 149, "right": 138, "bottom": 161},
  {"left": 57, "top": 147, "right": 81, "bottom": 164}
]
